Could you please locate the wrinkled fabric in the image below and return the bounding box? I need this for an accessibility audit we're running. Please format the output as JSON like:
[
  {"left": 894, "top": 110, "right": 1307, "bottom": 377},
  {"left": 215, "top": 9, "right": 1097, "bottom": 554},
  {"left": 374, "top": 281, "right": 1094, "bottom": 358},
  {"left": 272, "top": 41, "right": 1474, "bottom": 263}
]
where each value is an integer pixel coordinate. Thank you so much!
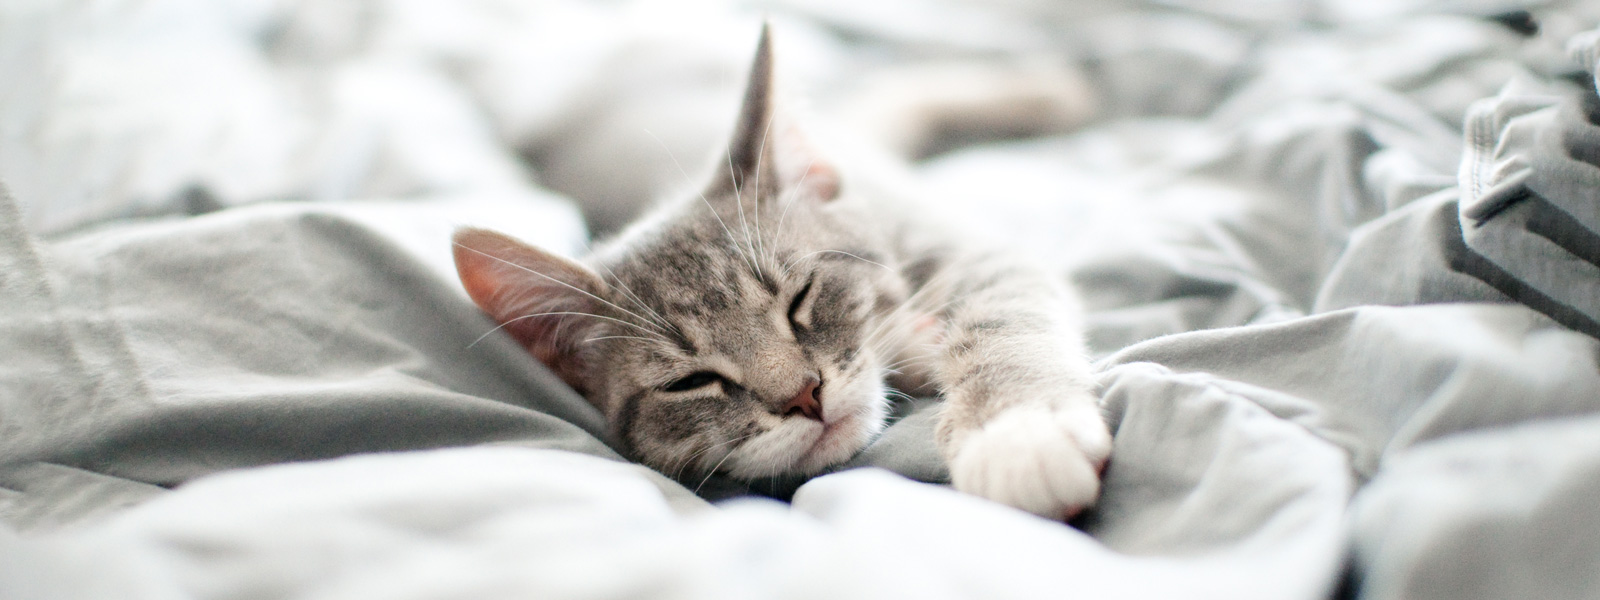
[
  {"left": 1454, "top": 70, "right": 1600, "bottom": 336},
  {"left": 4, "top": 1, "right": 1600, "bottom": 600}
]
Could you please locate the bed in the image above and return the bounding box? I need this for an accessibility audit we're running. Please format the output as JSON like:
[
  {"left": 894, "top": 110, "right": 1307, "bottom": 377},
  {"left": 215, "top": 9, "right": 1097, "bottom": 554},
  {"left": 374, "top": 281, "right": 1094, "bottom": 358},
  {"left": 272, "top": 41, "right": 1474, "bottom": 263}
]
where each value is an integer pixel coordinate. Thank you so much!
[{"left": 3, "top": 1, "right": 1599, "bottom": 598}]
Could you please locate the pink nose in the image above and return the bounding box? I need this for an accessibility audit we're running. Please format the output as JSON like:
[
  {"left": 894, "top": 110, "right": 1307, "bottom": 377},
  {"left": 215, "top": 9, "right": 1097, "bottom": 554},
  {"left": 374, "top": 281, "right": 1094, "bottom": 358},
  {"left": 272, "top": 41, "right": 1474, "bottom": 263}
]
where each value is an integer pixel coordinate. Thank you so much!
[{"left": 782, "top": 376, "right": 823, "bottom": 422}]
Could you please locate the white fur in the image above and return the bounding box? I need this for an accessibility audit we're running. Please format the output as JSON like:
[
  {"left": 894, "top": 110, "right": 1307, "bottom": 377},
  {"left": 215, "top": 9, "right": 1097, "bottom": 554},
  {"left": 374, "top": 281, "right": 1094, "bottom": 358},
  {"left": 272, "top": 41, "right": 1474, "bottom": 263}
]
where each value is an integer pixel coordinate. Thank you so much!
[{"left": 948, "top": 400, "right": 1111, "bottom": 520}]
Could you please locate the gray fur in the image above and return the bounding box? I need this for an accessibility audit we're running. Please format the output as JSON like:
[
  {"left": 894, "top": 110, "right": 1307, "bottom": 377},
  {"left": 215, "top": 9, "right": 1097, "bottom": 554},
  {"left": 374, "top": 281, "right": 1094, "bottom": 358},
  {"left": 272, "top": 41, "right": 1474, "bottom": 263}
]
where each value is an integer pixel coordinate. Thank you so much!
[{"left": 454, "top": 25, "right": 1110, "bottom": 519}]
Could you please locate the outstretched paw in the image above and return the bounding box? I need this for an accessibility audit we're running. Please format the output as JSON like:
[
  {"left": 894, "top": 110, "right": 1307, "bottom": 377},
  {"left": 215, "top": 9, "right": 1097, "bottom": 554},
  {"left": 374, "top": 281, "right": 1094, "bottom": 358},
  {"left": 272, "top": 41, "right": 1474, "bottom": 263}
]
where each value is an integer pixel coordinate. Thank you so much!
[{"left": 948, "top": 403, "right": 1111, "bottom": 521}]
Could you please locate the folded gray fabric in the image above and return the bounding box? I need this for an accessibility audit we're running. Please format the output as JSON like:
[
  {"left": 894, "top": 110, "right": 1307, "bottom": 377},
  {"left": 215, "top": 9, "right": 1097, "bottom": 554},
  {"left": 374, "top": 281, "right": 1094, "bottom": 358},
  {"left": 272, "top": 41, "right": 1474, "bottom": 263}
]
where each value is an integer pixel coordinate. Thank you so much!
[
  {"left": 0, "top": 188, "right": 638, "bottom": 530},
  {"left": 1454, "top": 31, "right": 1600, "bottom": 337},
  {"left": 1096, "top": 300, "right": 1600, "bottom": 600}
]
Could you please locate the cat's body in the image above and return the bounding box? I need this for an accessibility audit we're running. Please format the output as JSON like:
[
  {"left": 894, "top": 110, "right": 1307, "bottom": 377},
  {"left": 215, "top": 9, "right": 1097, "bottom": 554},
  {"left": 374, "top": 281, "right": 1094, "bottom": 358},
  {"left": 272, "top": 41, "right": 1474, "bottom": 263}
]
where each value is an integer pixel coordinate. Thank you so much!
[{"left": 454, "top": 26, "right": 1111, "bottom": 520}]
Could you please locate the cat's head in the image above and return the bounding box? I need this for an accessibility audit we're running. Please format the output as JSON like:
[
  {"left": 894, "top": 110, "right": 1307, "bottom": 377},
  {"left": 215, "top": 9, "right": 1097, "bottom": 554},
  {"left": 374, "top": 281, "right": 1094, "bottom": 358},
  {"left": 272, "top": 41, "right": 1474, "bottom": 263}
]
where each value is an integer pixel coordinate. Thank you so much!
[{"left": 454, "top": 26, "right": 908, "bottom": 481}]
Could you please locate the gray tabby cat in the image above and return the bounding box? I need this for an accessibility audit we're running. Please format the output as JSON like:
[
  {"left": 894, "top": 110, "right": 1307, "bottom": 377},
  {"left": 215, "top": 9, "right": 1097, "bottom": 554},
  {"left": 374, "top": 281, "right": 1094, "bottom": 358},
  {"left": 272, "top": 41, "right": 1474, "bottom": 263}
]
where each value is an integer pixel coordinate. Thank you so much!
[{"left": 453, "top": 26, "right": 1111, "bottom": 520}]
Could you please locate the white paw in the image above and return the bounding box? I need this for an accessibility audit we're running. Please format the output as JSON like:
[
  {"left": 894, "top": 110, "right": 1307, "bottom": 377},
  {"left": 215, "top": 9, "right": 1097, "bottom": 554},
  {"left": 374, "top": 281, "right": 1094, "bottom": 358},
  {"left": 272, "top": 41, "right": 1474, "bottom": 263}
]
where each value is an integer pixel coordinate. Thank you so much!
[{"left": 948, "top": 403, "right": 1111, "bottom": 520}]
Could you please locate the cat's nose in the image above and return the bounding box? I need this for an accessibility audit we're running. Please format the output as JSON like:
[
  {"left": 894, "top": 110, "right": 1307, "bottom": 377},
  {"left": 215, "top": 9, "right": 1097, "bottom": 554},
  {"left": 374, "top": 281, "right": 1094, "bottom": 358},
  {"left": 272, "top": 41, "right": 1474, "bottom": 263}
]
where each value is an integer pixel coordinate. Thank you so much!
[{"left": 781, "top": 375, "right": 823, "bottom": 422}]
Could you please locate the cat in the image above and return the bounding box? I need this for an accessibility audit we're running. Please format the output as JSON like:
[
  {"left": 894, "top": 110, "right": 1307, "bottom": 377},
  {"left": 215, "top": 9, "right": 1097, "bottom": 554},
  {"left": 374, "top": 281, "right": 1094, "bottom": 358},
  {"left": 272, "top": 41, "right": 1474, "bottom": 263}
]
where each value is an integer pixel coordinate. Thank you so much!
[{"left": 452, "top": 25, "right": 1111, "bottom": 520}]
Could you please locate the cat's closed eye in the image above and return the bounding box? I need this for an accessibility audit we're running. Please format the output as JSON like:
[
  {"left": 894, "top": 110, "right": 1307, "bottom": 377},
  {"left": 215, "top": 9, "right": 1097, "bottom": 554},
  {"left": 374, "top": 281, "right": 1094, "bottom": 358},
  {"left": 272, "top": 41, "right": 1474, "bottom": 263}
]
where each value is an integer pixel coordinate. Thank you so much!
[
  {"left": 788, "top": 276, "right": 815, "bottom": 331},
  {"left": 662, "top": 371, "right": 726, "bottom": 393}
]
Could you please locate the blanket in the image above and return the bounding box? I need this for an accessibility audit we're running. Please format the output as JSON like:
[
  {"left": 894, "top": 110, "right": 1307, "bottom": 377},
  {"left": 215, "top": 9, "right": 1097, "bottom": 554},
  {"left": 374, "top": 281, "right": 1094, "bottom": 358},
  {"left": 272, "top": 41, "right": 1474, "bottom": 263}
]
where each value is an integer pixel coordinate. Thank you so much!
[{"left": 3, "top": 1, "right": 1600, "bottom": 599}]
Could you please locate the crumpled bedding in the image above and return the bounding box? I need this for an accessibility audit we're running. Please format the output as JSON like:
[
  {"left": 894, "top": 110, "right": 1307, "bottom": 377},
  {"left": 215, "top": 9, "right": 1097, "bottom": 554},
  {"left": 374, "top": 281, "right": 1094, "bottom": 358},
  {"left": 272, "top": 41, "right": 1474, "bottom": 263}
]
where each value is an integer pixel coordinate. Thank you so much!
[{"left": 4, "top": 1, "right": 1600, "bottom": 599}]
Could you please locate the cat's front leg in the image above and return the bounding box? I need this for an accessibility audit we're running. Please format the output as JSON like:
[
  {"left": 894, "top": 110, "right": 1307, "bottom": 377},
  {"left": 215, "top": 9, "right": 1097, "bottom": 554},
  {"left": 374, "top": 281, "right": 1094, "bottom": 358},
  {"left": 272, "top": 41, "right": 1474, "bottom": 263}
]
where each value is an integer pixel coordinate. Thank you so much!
[
  {"left": 941, "top": 390, "right": 1110, "bottom": 520},
  {"left": 925, "top": 257, "right": 1112, "bottom": 520}
]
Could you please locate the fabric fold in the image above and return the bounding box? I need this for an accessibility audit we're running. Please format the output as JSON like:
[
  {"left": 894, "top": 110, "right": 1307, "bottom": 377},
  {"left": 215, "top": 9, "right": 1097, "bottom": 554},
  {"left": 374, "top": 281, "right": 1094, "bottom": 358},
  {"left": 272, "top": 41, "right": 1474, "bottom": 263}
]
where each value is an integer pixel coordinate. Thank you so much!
[{"left": 1454, "top": 29, "right": 1600, "bottom": 337}]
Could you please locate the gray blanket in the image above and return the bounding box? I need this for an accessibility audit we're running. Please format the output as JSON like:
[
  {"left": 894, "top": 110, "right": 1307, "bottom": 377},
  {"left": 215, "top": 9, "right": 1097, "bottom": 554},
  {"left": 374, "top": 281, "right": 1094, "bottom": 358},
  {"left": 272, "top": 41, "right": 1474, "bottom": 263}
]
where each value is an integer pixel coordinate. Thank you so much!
[{"left": 4, "top": 2, "right": 1600, "bottom": 599}]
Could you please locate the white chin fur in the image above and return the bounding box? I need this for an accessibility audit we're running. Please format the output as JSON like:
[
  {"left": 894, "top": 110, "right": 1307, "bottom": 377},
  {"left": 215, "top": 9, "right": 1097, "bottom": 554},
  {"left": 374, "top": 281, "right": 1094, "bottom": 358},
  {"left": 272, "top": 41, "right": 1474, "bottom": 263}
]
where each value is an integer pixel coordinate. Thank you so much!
[{"left": 722, "top": 380, "right": 889, "bottom": 479}]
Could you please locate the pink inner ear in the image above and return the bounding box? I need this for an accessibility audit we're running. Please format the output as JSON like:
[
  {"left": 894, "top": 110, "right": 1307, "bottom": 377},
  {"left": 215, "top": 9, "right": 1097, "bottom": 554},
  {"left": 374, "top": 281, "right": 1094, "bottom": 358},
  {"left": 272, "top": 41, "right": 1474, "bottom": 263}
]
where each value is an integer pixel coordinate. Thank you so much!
[
  {"left": 793, "top": 161, "right": 840, "bottom": 202},
  {"left": 452, "top": 228, "right": 607, "bottom": 393},
  {"left": 775, "top": 123, "right": 840, "bottom": 202}
]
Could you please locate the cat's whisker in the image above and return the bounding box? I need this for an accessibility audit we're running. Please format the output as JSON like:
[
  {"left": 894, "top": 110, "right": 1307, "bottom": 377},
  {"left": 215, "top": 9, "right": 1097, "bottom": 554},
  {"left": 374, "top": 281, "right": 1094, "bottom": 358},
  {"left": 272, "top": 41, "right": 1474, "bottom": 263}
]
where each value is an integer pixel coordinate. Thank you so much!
[
  {"left": 727, "top": 150, "right": 766, "bottom": 283},
  {"left": 893, "top": 266, "right": 971, "bottom": 318},
  {"left": 751, "top": 117, "right": 775, "bottom": 272},
  {"left": 861, "top": 292, "right": 946, "bottom": 347},
  {"left": 861, "top": 318, "right": 904, "bottom": 350},
  {"left": 671, "top": 431, "right": 756, "bottom": 482},
  {"left": 580, "top": 241, "right": 679, "bottom": 335},
  {"left": 469, "top": 311, "right": 669, "bottom": 350},
  {"left": 869, "top": 334, "right": 923, "bottom": 367},
  {"left": 880, "top": 354, "right": 925, "bottom": 373},
  {"left": 672, "top": 428, "right": 752, "bottom": 483},
  {"left": 790, "top": 249, "right": 894, "bottom": 274},
  {"left": 581, "top": 335, "right": 659, "bottom": 345},
  {"left": 778, "top": 247, "right": 895, "bottom": 292},
  {"left": 772, "top": 155, "right": 818, "bottom": 261},
  {"left": 828, "top": 250, "right": 895, "bottom": 272},
  {"left": 772, "top": 162, "right": 827, "bottom": 280},
  {"left": 454, "top": 242, "right": 671, "bottom": 336},
  {"left": 884, "top": 389, "right": 918, "bottom": 403},
  {"left": 668, "top": 444, "right": 706, "bottom": 482},
  {"left": 859, "top": 288, "right": 968, "bottom": 361},
  {"left": 643, "top": 128, "right": 760, "bottom": 276},
  {"left": 859, "top": 317, "right": 906, "bottom": 356},
  {"left": 604, "top": 276, "right": 676, "bottom": 334},
  {"left": 693, "top": 431, "right": 760, "bottom": 495},
  {"left": 865, "top": 302, "right": 957, "bottom": 356},
  {"left": 777, "top": 251, "right": 798, "bottom": 280}
]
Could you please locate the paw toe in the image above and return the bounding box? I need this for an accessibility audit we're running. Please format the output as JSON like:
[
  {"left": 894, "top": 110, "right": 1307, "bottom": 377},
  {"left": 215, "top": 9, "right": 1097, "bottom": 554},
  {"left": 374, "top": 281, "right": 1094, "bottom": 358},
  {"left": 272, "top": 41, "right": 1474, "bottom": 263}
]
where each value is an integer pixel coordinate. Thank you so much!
[{"left": 949, "top": 408, "right": 1107, "bottom": 520}]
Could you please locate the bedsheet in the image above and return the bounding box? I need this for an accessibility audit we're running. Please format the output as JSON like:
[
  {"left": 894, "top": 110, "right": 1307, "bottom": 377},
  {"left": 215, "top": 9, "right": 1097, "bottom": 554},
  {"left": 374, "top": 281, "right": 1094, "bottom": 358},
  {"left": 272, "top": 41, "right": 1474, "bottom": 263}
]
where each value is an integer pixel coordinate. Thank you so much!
[{"left": 4, "top": 1, "right": 1600, "bottom": 599}]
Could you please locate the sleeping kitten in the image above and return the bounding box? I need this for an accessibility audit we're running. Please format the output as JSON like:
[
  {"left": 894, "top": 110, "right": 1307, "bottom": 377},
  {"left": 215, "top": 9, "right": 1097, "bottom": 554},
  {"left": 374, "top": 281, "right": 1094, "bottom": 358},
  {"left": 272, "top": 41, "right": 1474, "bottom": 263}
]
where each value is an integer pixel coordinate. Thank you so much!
[{"left": 453, "top": 26, "right": 1111, "bottom": 520}]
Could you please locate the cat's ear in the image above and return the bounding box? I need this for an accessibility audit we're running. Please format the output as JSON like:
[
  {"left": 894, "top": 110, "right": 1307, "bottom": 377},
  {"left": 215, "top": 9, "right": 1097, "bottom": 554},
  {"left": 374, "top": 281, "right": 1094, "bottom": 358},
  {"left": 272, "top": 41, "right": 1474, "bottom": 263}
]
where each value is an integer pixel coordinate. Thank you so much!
[
  {"left": 723, "top": 23, "right": 840, "bottom": 203},
  {"left": 453, "top": 227, "right": 607, "bottom": 393}
]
